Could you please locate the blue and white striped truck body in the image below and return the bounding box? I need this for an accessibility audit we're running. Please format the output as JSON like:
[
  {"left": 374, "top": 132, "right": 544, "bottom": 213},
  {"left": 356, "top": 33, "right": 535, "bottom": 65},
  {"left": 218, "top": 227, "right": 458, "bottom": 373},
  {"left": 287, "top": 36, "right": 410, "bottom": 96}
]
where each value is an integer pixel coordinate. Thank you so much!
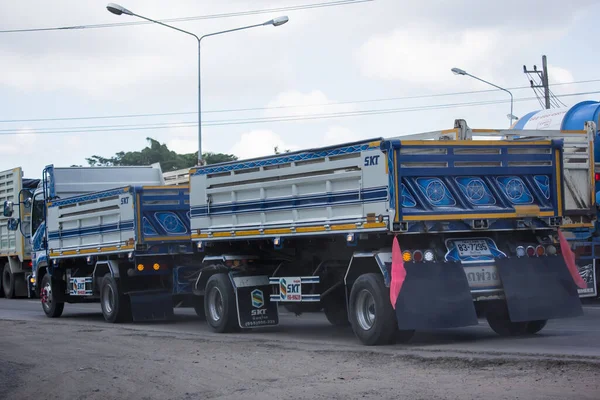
[
  {"left": 23, "top": 165, "right": 198, "bottom": 322},
  {"left": 8, "top": 119, "right": 591, "bottom": 345},
  {"left": 187, "top": 119, "right": 587, "bottom": 344}
]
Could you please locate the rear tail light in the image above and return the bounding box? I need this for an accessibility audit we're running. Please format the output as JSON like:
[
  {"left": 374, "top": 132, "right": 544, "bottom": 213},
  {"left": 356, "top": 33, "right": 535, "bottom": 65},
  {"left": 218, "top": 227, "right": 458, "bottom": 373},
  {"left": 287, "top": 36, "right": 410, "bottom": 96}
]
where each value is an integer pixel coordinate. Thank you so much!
[
  {"left": 535, "top": 245, "right": 545, "bottom": 257},
  {"left": 423, "top": 249, "right": 435, "bottom": 262},
  {"left": 516, "top": 246, "right": 526, "bottom": 257},
  {"left": 413, "top": 250, "right": 424, "bottom": 262},
  {"left": 402, "top": 251, "right": 412, "bottom": 262},
  {"left": 595, "top": 172, "right": 600, "bottom": 181},
  {"left": 526, "top": 246, "right": 536, "bottom": 257},
  {"left": 546, "top": 244, "right": 557, "bottom": 255}
]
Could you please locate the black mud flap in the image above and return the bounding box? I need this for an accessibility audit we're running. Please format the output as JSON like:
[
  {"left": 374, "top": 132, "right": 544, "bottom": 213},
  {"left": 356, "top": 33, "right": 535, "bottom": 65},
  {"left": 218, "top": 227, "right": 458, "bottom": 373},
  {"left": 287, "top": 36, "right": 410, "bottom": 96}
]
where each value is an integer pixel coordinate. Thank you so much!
[
  {"left": 395, "top": 262, "right": 478, "bottom": 330},
  {"left": 236, "top": 284, "right": 279, "bottom": 329},
  {"left": 495, "top": 257, "right": 583, "bottom": 322},
  {"left": 129, "top": 290, "right": 175, "bottom": 322}
]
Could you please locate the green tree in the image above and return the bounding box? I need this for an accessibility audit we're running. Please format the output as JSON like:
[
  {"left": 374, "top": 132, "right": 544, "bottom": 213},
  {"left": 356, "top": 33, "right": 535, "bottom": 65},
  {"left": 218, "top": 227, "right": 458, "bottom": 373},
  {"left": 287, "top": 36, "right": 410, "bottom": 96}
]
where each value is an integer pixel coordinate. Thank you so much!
[{"left": 85, "top": 138, "right": 237, "bottom": 170}]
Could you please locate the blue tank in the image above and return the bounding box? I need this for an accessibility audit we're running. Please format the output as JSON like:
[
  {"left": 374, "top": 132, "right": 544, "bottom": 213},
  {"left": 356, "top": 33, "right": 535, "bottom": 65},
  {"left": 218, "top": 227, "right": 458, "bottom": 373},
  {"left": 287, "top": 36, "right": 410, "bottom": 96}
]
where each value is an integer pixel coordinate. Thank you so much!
[{"left": 513, "top": 101, "right": 600, "bottom": 160}]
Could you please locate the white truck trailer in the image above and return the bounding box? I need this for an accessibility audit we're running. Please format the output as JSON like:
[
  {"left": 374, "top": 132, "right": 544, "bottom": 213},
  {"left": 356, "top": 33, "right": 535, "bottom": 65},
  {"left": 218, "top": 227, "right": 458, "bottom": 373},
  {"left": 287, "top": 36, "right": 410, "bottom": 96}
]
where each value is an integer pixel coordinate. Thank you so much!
[
  {"left": 5, "top": 120, "right": 590, "bottom": 345},
  {"left": 0, "top": 167, "right": 39, "bottom": 298}
]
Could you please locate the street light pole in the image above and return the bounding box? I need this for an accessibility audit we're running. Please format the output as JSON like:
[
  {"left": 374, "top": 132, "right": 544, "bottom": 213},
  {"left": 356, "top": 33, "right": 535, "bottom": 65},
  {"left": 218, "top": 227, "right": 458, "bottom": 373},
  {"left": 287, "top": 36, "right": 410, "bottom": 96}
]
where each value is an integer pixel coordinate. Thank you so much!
[
  {"left": 451, "top": 67, "right": 514, "bottom": 128},
  {"left": 107, "top": 3, "right": 289, "bottom": 165}
]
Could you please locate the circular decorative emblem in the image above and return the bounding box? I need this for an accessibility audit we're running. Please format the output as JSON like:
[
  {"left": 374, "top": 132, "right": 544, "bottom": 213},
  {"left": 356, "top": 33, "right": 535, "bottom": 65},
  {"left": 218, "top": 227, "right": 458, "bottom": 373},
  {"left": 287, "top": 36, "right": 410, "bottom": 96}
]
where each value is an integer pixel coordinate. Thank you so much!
[
  {"left": 426, "top": 180, "right": 445, "bottom": 203},
  {"left": 466, "top": 180, "right": 485, "bottom": 201},
  {"left": 505, "top": 178, "right": 525, "bottom": 201},
  {"left": 162, "top": 214, "right": 180, "bottom": 232}
]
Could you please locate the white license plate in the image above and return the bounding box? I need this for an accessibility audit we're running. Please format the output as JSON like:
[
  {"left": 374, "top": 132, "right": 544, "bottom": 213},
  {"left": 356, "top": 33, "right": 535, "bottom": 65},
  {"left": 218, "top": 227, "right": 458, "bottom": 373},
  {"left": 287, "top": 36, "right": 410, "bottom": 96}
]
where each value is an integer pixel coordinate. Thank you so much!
[
  {"left": 454, "top": 239, "right": 491, "bottom": 257},
  {"left": 464, "top": 265, "right": 501, "bottom": 289}
]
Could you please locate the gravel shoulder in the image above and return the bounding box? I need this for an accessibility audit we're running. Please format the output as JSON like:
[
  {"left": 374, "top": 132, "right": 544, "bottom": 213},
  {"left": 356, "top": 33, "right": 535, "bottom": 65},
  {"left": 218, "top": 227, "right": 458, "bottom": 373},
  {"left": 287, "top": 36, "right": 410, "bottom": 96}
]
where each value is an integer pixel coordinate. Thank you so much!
[{"left": 1, "top": 318, "right": 599, "bottom": 400}]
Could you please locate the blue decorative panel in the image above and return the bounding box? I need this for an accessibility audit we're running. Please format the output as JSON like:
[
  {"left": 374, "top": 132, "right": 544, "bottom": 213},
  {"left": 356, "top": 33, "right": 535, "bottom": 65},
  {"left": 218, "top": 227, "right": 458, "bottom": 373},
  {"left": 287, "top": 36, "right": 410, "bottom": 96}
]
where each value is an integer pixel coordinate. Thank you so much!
[
  {"left": 142, "top": 217, "right": 158, "bottom": 236},
  {"left": 455, "top": 177, "right": 496, "bottom": 205},
  {"left": 155, "top": 212, "right": 187, "bottom": 234},
  {"left": 415, "top": 178, "right": 456, "bottom": 206},
  {"left": 534, "top": 175, "right": 551, "bottom": 199},
  {"left": 496, "top": 176, "right": 533, "bottom": 204},
  {"left": 400, "top": 184, "right": 416, "bottom": 208}
]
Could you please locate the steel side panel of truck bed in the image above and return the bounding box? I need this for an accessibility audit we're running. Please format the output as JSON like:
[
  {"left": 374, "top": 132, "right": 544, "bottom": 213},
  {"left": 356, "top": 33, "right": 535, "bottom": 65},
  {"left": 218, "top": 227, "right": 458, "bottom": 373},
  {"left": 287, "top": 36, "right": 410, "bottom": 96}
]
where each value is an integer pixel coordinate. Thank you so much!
[
  {"left": 189, "top": 138, "right": 563, "bottom": 241},
  {"left": 0, "top": 168, "right": 24, "bottom": 258},
  {"left": 47, "top": 187, "right": 136, "bottom": 258},
  {"left": 47, "top": 186, "right": 192, "bottom": 258}
]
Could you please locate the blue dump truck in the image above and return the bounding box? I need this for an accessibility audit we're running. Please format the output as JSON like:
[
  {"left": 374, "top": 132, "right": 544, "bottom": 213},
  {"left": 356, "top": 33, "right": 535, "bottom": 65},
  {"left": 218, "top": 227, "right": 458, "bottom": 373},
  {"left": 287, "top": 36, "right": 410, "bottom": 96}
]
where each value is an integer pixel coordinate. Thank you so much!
[
  {"left": 3, "top": 119, "right": 592, "bottom": 345},
  {"left": 514, "top": 101, "right": 600, "bottom": 298}
]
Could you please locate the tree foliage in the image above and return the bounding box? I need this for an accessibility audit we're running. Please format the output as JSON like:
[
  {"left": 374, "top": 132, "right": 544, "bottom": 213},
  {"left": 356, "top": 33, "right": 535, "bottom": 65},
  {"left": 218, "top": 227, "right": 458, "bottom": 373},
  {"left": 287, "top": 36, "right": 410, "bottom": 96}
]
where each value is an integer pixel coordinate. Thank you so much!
[{"left": 85, "top": 138, "right": 237, "bottom": 170}]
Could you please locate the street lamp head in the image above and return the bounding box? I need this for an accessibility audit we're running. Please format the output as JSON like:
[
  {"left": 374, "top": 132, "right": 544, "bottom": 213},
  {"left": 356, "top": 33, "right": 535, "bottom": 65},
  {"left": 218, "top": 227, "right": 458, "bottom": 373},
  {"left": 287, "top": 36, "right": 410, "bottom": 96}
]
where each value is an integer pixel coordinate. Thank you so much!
[
  {"left": 266, "top": 16, "right": 289, "bottom": 27},
  {"left": 451, "top": 67, "right": 467, "bottom": 76},
  {"left": 106, "top": 3, "right": 133, "bottom": 16}
]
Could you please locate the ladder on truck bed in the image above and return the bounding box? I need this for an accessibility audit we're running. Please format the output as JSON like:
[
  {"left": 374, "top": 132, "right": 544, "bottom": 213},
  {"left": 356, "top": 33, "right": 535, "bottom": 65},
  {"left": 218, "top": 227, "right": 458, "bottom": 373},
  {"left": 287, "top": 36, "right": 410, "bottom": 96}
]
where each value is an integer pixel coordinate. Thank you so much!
[{"left": 391, "top": 119, "right": 597, "bottom": 228}]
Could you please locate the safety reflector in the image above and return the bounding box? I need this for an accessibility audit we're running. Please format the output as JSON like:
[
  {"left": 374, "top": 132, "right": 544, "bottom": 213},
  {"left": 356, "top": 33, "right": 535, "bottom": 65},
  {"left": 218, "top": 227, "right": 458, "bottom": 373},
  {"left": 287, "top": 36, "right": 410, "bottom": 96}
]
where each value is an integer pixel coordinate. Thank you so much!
[
  {"left": 394, "top": 262, "right": 478, "bottom": 330},
  {"left": 495, "top": 257, "right": 583, "bottom": 322}
]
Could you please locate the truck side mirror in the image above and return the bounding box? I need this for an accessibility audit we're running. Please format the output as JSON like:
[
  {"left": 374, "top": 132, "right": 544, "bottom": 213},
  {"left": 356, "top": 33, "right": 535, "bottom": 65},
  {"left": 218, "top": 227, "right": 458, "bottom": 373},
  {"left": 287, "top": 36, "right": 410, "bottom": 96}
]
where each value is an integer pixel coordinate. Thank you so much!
[
  {"left": 7, "top": 218, "right": 19, "bottom": 231},
  {"left": 2, "top": 201, "right": 13, "bottom": 217}
]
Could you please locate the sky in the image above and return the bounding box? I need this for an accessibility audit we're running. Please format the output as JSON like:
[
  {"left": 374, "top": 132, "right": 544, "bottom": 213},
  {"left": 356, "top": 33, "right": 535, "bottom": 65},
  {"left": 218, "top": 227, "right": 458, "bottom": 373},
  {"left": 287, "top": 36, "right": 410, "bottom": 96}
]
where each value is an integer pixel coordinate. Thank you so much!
[{"left": 1, "top": 0, "right": 599, "bottom": 178}]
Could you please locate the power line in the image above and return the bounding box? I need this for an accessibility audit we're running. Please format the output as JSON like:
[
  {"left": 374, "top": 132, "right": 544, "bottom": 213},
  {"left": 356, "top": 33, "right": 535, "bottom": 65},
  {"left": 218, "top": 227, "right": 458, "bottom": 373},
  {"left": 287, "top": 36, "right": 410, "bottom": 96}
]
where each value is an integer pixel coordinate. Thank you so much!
[
  {"left": 2, "top": 78, "right": 599, "bottom": 124},
  {"left": 0, "top": 0, "right": 373, "bottom": 34},
  {"left": 3, "top": 89, "right": 599, "bottom": 136}
]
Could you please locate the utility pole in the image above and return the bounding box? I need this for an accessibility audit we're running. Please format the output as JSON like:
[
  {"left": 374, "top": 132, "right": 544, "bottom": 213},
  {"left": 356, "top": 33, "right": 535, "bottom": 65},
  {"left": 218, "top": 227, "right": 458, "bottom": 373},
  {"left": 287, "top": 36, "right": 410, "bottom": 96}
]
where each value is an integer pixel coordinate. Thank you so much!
[{"left": 523, "top": 55, "right": 551, "bottom": 109}]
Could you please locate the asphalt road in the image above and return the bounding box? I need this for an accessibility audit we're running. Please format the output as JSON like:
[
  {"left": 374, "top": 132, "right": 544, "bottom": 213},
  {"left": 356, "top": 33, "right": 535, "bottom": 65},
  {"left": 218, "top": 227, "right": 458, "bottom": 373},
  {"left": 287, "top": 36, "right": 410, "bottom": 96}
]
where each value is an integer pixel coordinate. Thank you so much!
[{"left": 1, "top": 299, "right": 600, "bottom": 400}]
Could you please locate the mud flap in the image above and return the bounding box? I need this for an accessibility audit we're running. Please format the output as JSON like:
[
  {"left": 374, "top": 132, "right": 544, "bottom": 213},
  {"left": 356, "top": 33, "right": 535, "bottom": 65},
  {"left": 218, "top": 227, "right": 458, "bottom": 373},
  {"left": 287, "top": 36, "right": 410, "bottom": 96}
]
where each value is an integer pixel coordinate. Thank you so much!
[
  {"left": 395, "top": 262, "right": 478, "bottom": 330},
  {"left": 129, "top": 290, "right": 175, "bottom": 322},
  {"left": 495, "top": 257, "right": 583, "bottom": 322}
]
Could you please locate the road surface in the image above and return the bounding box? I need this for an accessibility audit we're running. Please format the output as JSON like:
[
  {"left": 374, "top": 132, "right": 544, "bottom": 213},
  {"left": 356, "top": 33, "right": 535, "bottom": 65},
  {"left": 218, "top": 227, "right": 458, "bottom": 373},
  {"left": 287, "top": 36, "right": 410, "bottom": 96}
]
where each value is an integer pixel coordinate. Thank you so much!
[{"left": 1, "top": 299, "right": 600, "bottom": 400}]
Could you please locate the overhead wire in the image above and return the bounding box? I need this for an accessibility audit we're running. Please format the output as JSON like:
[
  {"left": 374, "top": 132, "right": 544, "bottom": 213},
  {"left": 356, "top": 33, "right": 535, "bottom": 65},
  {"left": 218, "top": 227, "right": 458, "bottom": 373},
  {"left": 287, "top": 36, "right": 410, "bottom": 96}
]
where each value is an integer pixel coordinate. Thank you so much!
[
  {"left": 3, "top": 89, "right": 599, "bottom": 136},
  {"left": 0, "top": 0, "right": 373, "bottom": 33},
  {"left": 2, "top": 78, "right": 599, "bottom": 124}
]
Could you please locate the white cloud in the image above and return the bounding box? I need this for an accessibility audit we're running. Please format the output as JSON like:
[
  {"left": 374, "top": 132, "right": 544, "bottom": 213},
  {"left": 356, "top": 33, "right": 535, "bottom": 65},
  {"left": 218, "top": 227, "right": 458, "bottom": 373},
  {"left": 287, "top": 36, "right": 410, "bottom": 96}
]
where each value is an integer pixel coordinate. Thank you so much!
[
  {"left": 356, "top": 26, "right": 498, "bottom": 85},
  {"left": 548, "top": 65, "right": 575, "bottom": 84},
  {"left": 323, "top": 126, "right": 360, "bottom": 146},
  {"left": 229, "top": 130, "right": 297, "bottom": 159},
  {"left": 264, "top": 90, "right": 355, "bottom": 119}
]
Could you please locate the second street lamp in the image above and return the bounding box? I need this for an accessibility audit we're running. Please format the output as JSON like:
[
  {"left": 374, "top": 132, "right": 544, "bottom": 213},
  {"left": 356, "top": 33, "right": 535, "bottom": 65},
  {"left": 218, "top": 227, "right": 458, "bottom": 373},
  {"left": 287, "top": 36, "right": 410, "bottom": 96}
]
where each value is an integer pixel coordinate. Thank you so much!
[
  {"left": 451, "top": 67, "right": 515, "bottom": 128},
  {"left": 107, "top": 3, "right": 289, "bottom": 165}
]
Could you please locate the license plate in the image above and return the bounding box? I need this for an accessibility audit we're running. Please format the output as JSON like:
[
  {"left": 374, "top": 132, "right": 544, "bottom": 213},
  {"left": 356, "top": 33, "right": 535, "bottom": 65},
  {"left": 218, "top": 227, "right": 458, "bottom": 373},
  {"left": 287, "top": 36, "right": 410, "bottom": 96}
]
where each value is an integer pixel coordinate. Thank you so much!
[
  {"left": 454, "top": 239, "right": 491, "bottom": 257},
  {"left": 464, "top": 265, "right": 501, "bottom": 289}
]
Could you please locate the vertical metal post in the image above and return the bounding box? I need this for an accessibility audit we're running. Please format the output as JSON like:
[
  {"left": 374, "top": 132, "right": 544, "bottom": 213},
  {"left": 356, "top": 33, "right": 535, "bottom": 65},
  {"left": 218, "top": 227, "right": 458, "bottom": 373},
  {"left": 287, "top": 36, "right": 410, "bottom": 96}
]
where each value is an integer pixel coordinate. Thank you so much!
[
  {"left": 542, "top": 55, "right": 551, "bottom": 110},
  {"left": 197, "top": 39, "right": 203, "bottom": 165}
]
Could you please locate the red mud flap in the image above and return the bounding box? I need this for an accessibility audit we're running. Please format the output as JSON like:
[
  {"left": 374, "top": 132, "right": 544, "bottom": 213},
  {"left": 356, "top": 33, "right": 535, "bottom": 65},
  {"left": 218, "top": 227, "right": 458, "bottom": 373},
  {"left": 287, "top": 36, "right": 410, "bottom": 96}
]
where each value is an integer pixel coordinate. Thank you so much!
[
  {"left": 495, "top": 257, "right": 583, "bottom": 322},
  {"left": 394, "top": 262, "right": 478, "bottom": 330}
]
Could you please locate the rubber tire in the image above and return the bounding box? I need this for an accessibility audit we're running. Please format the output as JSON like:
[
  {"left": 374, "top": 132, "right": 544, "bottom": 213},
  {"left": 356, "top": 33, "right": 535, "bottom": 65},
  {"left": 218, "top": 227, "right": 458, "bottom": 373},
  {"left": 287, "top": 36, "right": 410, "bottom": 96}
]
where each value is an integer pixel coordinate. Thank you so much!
[
  {"left": 323, "top": 300, "right": 350, "bottom": 326},
  {"left": 525, "top": 320, "right": 548, "bottom": 335},
  {"left": 193, "top": 296, "right": 206, "bottom": 320},
  {"left": 41, "top": 274, "right": 64, "bottom": 318},
  {"left": 349, "top": 273, "right": 400, "bottom": 346},
  {"left": 2, "top": 263, "right": 15, "bottom": 299},
  {"left": 486, "top": 310, "right": 528, "bottom": 336},
  {"left": 0, "top": 265, "right": 4, "bottom": 298},
  {"left": 204, "top": 274, "right": 238, "bottom": 333},
  {"left": 100, "top": 274, "right": 131, "bottom": 323}
]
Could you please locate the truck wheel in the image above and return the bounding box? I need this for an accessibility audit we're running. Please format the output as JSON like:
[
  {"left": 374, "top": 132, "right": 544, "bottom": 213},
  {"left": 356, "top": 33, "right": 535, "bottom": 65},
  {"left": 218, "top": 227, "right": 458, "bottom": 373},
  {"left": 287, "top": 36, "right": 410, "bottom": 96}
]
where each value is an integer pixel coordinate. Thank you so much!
[
  {"left": 324, "top": 302, "right": 350, "bottom": 326},
  {"left": 193, "top": 296, "right": 206, "bottom": 320},
  {"left": 100, "top": 274, "right": 131, "bottom": 323},
  {"left": 525, "top": 320, "right": 547, "bottom": 335},
  {"left": 3, "top": 263, "right": 15, "bottom": 299},
  {"left": 204, "top": 274, "right": 238, "bottom": 333},
  {"left": 486, "top": 310, "right": 528, "bottom": 336},
  {"left": 349, "top": 273, "right": 402, "bottom": 345},
  {"left": 40, "top": 274, "right": 64, "bottom": 318}
]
